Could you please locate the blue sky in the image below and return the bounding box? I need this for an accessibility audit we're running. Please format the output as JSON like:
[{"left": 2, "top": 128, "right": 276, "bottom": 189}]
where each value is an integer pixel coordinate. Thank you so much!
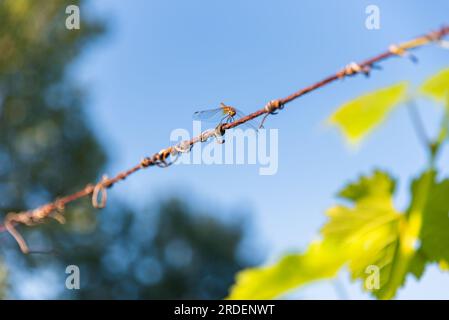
[{"left": 75, "top": 0, "right": 449, "bottom": 298}]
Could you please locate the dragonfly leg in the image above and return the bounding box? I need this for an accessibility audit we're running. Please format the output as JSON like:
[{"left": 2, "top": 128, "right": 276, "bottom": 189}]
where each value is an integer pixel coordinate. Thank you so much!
[{"left": 219, "top": 115, "right": 229, "bottom": 126}]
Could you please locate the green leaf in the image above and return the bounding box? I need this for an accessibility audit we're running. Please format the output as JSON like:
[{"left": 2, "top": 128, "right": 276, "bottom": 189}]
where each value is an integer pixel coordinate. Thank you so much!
[
  {"left": 322, "top": 172, "right": 402, "bottom": 299},
  {"left": 227, "top": 242, "right": 348, "bottom": 300},
  {"left": 329, "top": 82, "right": 408, "bottom": 144},
  {"left": 419, "top": 178, "right": 449, "bottom": 264},
  {"left": 228, "top": 170, "right": 448, "bottom": 300},
  {"left": 228, "top": 171, "right": 404, "bottom": 300},
  {"left": 420, "top": 68, "right": 449, "bottom": 102},
  {"left": 338, "top": 170, "right": 396, "bottom": 202},
  {"left": 376, "top": 171, "right": 435, "bottom": 299},
  {"left": 408, "top": 251, "right": 427, "bottom": 280}
]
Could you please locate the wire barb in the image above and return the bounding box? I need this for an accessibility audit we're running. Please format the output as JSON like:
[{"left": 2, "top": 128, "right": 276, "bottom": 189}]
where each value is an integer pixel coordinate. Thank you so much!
[
  {"left": 196, "top": 129, "right": 212, "bottom": 142},
  {"left": 337, "top": 62, "right": 372, "bottom": 79},
  {"left": 140, "top": 157, "right": 152, "bottom": 168},
  {"left": 389, "top": 44, "right": 418, "bottom": 63},
  {"left": 174, "top": 140, "right": 193, "bottom": 153},
  {"left": 259, "top": 100, "right": 284, "bottom": 129},
  {"left": 92, "top": 175, "right": 109, "bottom": 209},
  {"left": 213, "top": 124, "right": 226, "bottom": 144}
]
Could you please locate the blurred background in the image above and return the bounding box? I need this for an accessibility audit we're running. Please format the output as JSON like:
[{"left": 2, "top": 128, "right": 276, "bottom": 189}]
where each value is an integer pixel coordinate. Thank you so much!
[{"left": 0, "top": 0, "right": 449, "bottom": 299}]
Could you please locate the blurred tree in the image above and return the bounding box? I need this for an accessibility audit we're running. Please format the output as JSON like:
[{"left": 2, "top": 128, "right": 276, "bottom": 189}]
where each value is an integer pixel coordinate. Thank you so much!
[
  {"left": 54, "top": 198, "right": 254, "bottom": 299},
  {"left": 0, "top": 0, "right": 106, "bottom": 296},
  {"left": 0, "top": 0, "right": 256, "bottom": 299},
  {"left": 0, "top": 0, "right": 106, "bottom": 212},
  {"left": 0, "top": 260, "right": 7, "bottom": 298}
]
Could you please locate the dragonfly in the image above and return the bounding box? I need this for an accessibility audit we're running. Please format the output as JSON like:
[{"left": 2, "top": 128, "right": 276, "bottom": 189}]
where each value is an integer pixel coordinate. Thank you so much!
[{"left": 193, "top": 103, "right": 258, "bottom": 130}]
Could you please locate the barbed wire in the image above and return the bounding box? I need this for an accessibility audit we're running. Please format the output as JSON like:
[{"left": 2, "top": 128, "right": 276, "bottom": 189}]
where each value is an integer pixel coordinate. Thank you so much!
[{"left": 1, "top": 26, "right": 449, "bottom": 253}]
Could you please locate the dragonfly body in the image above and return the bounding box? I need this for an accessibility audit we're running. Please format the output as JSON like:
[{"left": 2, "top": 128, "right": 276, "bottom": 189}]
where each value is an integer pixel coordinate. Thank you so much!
[
  {"left": 221, "top": 104, "right": 237, "bottom": 119},
  {"left": 193, "top": 103, "right": 237, "bottom": 124},
  {"left": 193, "top": 103, "right": 258, "bottom": 130}
]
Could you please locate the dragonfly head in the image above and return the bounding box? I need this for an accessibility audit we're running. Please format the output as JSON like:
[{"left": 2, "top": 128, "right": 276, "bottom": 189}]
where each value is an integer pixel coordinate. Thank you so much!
[
  {"left": 228, "top": 108, "right": 236, "bottom": 117},
  {"left": 221, "top": 103, "right": 237, "bottom": 117}
]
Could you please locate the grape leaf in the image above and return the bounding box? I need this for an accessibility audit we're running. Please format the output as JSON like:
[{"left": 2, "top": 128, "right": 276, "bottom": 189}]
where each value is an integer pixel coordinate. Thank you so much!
[
  {"left": 228, "top": 171, "right": 405, "bottom": 300},
  {"left": 227, "top": 242, "right": 349, "bottom": 300},
  {"left": 338, "top": 170, "right": 396, "bottom": 202},
  {"left": 408, "top": 251, "right": 427, "bottom": 280},
  {"left": 329, "top": 82, "right": 408, "bottom": 144},
  {"left": 420, "top": 68, "right": 449, "bottom": 103},
  {"left": 228, "top": 170, "right": 448, "bottom": 300},
  {"left": 418, "top": 178, "right": 449, "bottom": 264},
  {"left": 323, "top": 171, "right": 402, "bottom": 299}
]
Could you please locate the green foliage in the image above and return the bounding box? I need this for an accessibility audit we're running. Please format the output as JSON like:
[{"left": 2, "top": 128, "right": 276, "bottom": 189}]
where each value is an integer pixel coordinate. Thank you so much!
[
  {"left": 323, "top": 171, "right": 402, "bottom": 299},
  {"left": 56, "top": 198, "right": 255, "bottom": 299},
  {"left": 418, "top": 177, "right": 449, "bottom": 264},
  {"left": 0, "top": 0, "right": 107, "bottom": 297},
  {"left": 420, "top": 68, "right": 449, "bottom": 103},
  {"left": 0, "top": 261, "right": 7, "bottom": 299},
  {"left": 229, "top": 68, "right": 449, "bottom": 300},
  {"left": 229, "top": 171, "right": 403, "bottom": 299},
  {"left": 337, "top": 170, "right": 396, "bottom": 202},
  {"left": 227, "top": 242, "right": 347, "bottom": 299},
  {"left": 329, "top": 82, "right": 408, "bottom": 144},
  {"left": 0, "top": 0, "right": 106, "bottom": 214}
]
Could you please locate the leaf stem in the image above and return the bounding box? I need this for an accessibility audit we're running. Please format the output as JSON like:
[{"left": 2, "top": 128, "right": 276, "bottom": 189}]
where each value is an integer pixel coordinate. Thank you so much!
[
  {"left": 406, "top": 99, "right": 431, "bottom": 154},
  {"left": 430, "top": 101, "right": 449, "bottom": 166}
]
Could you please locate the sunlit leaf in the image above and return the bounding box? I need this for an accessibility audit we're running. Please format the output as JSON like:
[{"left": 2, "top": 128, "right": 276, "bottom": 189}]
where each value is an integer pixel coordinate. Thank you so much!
[
  {"left": 374, "top": 171, "right": 436, "bottom": 299},
  {"left": 408, "top": 251, "right": 426, "bottom": 280},
  {"left": 323, "top": 171, "right": 402, "bottom": 299},
  {"left": 420, "top": 68, "right": 449, "bottom": 102},
  {"left": 329, "top": 82, "right": 408, "bottom": 144},
  {"left": 228, "top": 171, "right": 406, "bottom": 300},
  {"left": 227, "top": 242, "right": 348, "bottom": 300},
  {"left": 418, "top": 178, "right": 449, "bottom": 264},
  {"left": 338, "top": 170, "right": 396, "bottom": 202},
  {"left": 439, "top": 261, "right": 449, "bottom": 271}
]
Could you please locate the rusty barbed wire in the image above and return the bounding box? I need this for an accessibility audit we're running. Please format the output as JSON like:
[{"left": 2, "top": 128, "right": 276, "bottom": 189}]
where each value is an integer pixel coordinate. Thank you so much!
[{"left": 1, "top": 26, "right": 449, "bottom": 253}]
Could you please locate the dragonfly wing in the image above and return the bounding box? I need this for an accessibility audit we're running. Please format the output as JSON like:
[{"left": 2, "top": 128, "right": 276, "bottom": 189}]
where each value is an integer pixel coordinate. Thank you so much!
[
  {"left": 234, "top": 109, "right": 259, "bottom": 131},
  {"left": 192, "top": 108, "right": 226, "bottom": 122}
]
